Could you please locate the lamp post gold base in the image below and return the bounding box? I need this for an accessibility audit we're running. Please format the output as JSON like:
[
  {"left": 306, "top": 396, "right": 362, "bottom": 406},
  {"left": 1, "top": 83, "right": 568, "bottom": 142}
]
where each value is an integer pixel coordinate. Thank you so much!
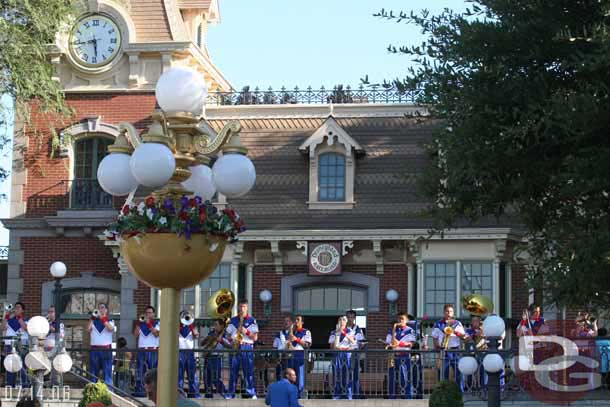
[{"left": 157, "top": 288, "right": 180, "bottom": 407}]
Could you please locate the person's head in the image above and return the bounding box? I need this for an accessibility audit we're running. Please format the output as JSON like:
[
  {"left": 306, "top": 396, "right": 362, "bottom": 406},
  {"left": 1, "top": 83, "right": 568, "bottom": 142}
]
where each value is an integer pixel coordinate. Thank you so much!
[
  {"left": 14, "top": 302, "right": 25, "bottom": 316},
  {"left": 396, "top": 312, "right": 408, "bottom": 326},
  {"left": 98, "top": 303, "right": 108, "bottom": 317},
  {"left": 295, "top": 315, "right": 304, "bottom": 329},
  {"left": 346, "top": 310, "right": 357, "bottom": 325},
  {"left": 117, "top": 337, "right": 127, "bottom": 349},
  {"left": 47, "top": 305, "right": 55, "bottom": 321},
  {"left": 283, "top": 315, "right": 293, "bottom": 330},
  {"left": 443, "top": 304, "right": 455, "bottom": 319},
  {"left": 144, "top": 368, "right": 157, "bottom": 402},
  {"left": 284, "top": 368, "right": 297, "bottom": 384},
  {"left": 145, "top": 305, "right": 155, "bottom": 320},
  {"left": 471, "top": 316, "right": 481, "bottom": 328},
  {"left": 213, "top": 318, "right": 225, "bottom": 331},
  {"left": 238, "top": 299, "right": 248, "bottom": 317},
  {"left": 530, "top": 305, "right": 541, "bottom": 317},
  {"left": 337, "top": 316, "right": 347, "bottom": 329},
  {"left": 598, "top": 327, "right": 608, "bottom": 337}
]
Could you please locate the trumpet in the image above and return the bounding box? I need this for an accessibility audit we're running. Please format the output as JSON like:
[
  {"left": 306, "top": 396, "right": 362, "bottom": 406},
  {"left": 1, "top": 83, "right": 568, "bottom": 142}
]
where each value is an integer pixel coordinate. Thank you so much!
[
  {"left": 441, "top": 325, "right": 454, "bottom": 350},
  {"left": 90, "top": 309, "right": 100, "bottom": 319},
  {"left": 286, "top": 323, "right": 295, "bottom": 351},
  {"left": 139, "top": 314, "right": 146, "bottom": 323},
  {"left": 3, "top": 304, "right": 14, "bottom": 319},
  {"left": 180, "top": 311, "right": 194, "bottom": 326}
]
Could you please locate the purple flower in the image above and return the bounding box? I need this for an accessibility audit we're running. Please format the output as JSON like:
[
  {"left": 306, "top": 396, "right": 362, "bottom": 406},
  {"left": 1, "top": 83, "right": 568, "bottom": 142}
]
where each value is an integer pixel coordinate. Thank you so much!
[
  {"left": 194, "top": 196, "right": 203, "bottom": 206},
  {"left": 163, "top": 199, "right": 175, "bottom": 214},
  {"left": 185, "top": 219, "right": 192, "bottom": 239},
  {"left": 180, "top": 196, "right": 189, "bottom": 208}
]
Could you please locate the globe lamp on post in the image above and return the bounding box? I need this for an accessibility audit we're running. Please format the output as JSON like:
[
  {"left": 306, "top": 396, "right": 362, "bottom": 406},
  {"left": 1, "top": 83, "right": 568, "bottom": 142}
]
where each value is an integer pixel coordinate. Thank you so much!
[
  {"left": 50, "top": 261, "right": 66, "bottom": 347},
  {"left": 259, "top": 289, "right": 273, "bottom": 316},
  {"left": 97, "top": 66, "right": 256, "bottom": 407},
  {"left": 482, "top": 314, "right": 506, "bottom": 407},
  {"left": 25, "top": 316, "right": 52, "bottom": 402},
  {"left": 385, "top": 289, "right": 399, "bottom": 316}
]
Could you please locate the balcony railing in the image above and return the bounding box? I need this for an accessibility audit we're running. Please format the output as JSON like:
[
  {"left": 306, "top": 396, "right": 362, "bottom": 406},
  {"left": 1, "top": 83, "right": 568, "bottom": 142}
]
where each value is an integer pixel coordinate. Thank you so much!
[
  {"left": 27, "top": 179, "right": 115, "bottom": 213},
  {"left": 206, "top": 85, "right": 422, "bottom": 106},
  {"left": 70, "top": 178, "right": 113, "bottom": 209}
]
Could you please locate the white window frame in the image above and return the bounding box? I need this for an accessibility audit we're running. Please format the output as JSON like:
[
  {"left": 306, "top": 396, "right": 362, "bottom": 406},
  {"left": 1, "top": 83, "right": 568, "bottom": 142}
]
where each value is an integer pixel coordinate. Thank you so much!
[{"left": 299, "top": 116, "right": 363, "bottom": 210}]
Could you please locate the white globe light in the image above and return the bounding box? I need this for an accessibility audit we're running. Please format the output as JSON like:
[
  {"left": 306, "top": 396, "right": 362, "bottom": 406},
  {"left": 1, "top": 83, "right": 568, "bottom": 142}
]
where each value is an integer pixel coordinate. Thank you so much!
[
  {"left": 458, "top": 356, "right": 479, "bottom": 375},
  {"left": 53, "top": 352, "right": 73, "bottom": 374},
  {"left": 25, "top": 352, "right": 51, "bottom": 375},
  {"left": 483, "top": 314, "right": 506, "bottom": 338},
  {"left": 385, "top": 289, "right": 399, "bottom": 303},
  {"left": 155, "top": 66, "right": 207, "bottom": 115},
  {"left": 259, "top": 289, "right": 272, "bottom": 303},
  {"left": 182, "top": 164, "right": 216, "bottom": 201},
  {"left": 49, "top": 261, "right": 67, "bottom": 279},
  {"left": 4, "top": 353, "right": 22, "bottom": 373},
  {"left": 130, "top": 143, "right": 176, "bottom": 187},
  {"left": 97, "top": 153, "right": 139, "bottom": 196},
  {"left": 483, "top": 353, "right": 504, "bottom": 373},
  {"left": 212, "top": 154, "right": 256, "bottom": 198},
  {"left": 27, "top": 316, "right": 50, "bottom": 339}
]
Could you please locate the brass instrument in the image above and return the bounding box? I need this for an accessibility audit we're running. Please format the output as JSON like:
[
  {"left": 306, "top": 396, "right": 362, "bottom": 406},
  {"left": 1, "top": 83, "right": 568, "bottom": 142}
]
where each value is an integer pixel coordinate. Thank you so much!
[
  {"left": 462, "top": 294, "right": 494, "bottom": 317},
  {"left": 471, "top": 328, "right": 487, "bottom": 350},
  {"left": 204, "top": 288, "right": 235, "bottom": 350},
  {"left": 180, "top": 311, "right": 194, "bottom": 326},
  {"left": 233, "top": 316, "right": 244, "bottom": 350},
  {"left": 286, "top": 323, "right": 295, "bottom": 351},
  {"left": 90, "top": 309, "right": 100, "bottom": 318},
  {"left": 139, "top": 315, "right": 146, "bottom": 323},
  {"left": 388, "top": 323, "right": 399, "bottom": 368},
  {"left": 441, "top": 324, "right": 454, "bottom": 350}
]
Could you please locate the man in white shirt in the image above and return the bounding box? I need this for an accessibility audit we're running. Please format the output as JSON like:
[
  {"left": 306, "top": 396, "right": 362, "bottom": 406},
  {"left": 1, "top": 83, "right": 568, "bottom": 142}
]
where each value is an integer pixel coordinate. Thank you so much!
[
  {"left": 133, "top": 305, "right": 160, "bottom": 397},
  {"left": 273, "top": 315, "right": 294, "bottom": 381},
  {"left": 346, "top": 310, "right": 365, "bottom": 398},
  {"left": 225, "top": 299, "right": 258, "bottom": 399},
  {"left": 178, "top": 310, "right": 201, "bottom": 399},
  {"left": 87, "top": 302, "right": 115, "bottom": 386},
  {"left": 2, "top": 301, "right": 29, "bottom": 387},
  {"left": 431, "top": 304, "right": 466, "bottom": 392}
]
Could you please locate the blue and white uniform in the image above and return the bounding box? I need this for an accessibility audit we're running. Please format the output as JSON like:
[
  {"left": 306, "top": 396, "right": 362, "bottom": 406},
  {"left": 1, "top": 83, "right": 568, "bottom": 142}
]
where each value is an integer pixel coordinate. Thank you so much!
[
  {"left": 273, "top": 328, "right": 291, "bottom": 380},
  {"left": 133, "top": 319, "right": 159, "bottom": 397},
  {"left": 347, "top": 324, "right": 365, "bottom": 399},
  {"left": 386, "top": 324, "right": 416, "bottom": 399},
  {"left": 4, "top": 315, "right": 29, "bottom": 387},
  {"left": 286, "top": 327, "right": 311, "bottom": 398},
  {"left": 203, "top": 328, "right": 228, "bottom": 398},
  {"left": 89, "top": 316, "right": 115, "bottom": 386},
  {"left": 178, "top": 323, "right": 201, "bottom": 398},
  {"left": 431, "top": 319, "right": 466, "bottom": 392},
  {"left": 226, "top": 315, "right": 258, "bottom": 398},
  {"left": 329, "top": 328, "right": 357, "bottom": 400}
]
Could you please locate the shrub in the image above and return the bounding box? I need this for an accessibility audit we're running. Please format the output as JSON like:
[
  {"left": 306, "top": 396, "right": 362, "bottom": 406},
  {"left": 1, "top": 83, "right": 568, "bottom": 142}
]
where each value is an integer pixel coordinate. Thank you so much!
[
  {"left": 78, "top": 382, "right": 112, "bottom": 407},
  {"left": 429, "top": 380, "right": 464, "bottom": 407}
]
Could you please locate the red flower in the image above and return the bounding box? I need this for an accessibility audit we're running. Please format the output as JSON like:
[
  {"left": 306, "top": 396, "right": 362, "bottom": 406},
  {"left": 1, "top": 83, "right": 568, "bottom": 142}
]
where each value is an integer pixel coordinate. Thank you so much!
[
  {"left": 224, "top": 208, "right": 237, "bottom": 221},
  {"left": 189, "top": 198, "right": 197, "bottom": 207},
  {"left": 145, "top": 196, "right": 155, "bottom": 208},
  {"left": 122, "top": 205, "right": 130, "bottom": 215},
  {"left": 179, "top": 211, "right": 189, "bottom": 220},
  {"left": 199, "top": 211, "right": 207, "bottom": 223}
]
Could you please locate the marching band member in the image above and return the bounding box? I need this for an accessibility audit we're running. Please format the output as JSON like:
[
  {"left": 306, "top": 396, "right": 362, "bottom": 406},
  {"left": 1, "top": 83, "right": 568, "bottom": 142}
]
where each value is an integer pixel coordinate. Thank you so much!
[
  {"left": 464, "top": 315, "right": 485, "bottom": 390},
  {"left": 407, "top": 314, "right": 427, "bottom": 399},
  {"left": 329, "top": 316, "right": 355, "bottom": 400},
  {"left": 346, "top": 309, "right": 365, "bottom": 398},
  {"left": 273, "top": 315, "right": 294, "bottom": 380},
  {"left": 202, "top": 318, "right": 229, "bottom": 399},
  {"left": 87, "top": 303, "right": 115, "bottom": 386},
  {"left": 178, "top": 310, "right": 201, "bottom": 399},
  {"left": 431, "top": 304, "right": 466, "bottom": 392},
  {"left": 2, "top": 302, "right": 29, "bottom": 387},
  {"left": 225, "top": 299, "right": 258, "bottom": 399},
  {"left": 133, "top": 306, "right": 160, "bottom": 397},
  {"left": 287, "top": 315, "right": 311, "bottom": 398},
  {"left": 517, "top": 305, "right": 548, "bottom": 337},
  {"left": 386, "top": 312, "right": 416, "bottom": 399},
  {"left": 45, "top": 305, "right": 57, "bottom": 351}
]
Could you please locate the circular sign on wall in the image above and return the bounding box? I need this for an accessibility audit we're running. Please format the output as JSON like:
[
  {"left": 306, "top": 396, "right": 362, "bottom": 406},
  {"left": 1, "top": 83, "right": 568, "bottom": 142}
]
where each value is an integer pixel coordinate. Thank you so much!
[{"left": 310, "top": 243, "right": 341, "bottom": 274}]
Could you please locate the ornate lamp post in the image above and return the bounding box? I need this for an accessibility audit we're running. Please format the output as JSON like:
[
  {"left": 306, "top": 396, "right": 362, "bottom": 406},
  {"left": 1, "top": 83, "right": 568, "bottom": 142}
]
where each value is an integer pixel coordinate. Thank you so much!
[
  {"left": 385, "top": 289, "right": 399, "bottom": 316},
  {"left": 97, "top": 66, "right": 256, "bottom": 406},
  {"left": 49, "top": 262, "right": 67, "bottom": 345}
]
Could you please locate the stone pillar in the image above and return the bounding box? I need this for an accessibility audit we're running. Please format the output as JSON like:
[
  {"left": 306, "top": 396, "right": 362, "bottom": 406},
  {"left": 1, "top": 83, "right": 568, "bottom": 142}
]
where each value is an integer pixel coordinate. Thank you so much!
[{"left": 113, "top": 249, "right": 138, "bottom": 348}]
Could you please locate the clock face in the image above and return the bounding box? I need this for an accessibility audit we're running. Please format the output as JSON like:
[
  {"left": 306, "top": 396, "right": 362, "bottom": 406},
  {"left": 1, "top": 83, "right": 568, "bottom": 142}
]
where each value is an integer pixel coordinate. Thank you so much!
[{"left": 69, "top": 14, "right": 122, "bottom": 67}]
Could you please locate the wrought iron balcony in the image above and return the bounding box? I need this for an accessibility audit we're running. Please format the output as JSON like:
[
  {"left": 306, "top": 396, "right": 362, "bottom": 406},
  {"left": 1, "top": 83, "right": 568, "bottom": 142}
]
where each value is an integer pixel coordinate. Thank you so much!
[
  {"left": 206, "top": 85, "right": 422, "bottom": 106},
  {"left": 70, "top": 178, "right": 113, "bottom": 209}
]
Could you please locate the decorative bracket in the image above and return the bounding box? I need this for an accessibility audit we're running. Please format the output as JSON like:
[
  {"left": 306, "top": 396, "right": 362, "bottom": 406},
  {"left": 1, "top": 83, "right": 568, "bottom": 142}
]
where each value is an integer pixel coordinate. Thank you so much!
[
  {"left": 342, "top": 240, "right": 354, "bottom": 256},
  {"left": 494, "top": 239, "right": 507, "bottom": 261},
  {"left": 296, "top": 241, "right": 308, "bottom": 257},
  {"left": 270, "top": 241, "right": 283, "bottom": 274},
  {"left": 372, "top": 240, "right": 384, "bottom": 274}
]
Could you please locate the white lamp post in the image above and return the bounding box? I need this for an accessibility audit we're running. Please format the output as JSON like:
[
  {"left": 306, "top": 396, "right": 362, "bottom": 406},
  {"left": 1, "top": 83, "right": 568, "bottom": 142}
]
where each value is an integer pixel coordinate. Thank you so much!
[
  {"left": 25, "top": 316, "right": 53, "bottom": 402},
  {"left": 259, "top": 289, "right": 272, "bottom": 316},
  {"left": 482, "top": 314, "right": 505, "bottom": 407},
  {"left": 385, "top": 289, "right": 399, "bottom": 316}
]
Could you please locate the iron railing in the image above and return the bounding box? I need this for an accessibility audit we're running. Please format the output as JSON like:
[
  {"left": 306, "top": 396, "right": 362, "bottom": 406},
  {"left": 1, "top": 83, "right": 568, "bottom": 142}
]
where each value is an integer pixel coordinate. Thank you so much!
[
  {"left": 70, "top": 178, "right": 113, "bottom": 209},
  {"left": 26, "top": 179, "right": 115, "bottom": 212},
  {"left": 12, "top": 346, "right": 601, "bottom": 401},
  {"left": 206, "top": 85, "right": 422, "bottom": 106}
]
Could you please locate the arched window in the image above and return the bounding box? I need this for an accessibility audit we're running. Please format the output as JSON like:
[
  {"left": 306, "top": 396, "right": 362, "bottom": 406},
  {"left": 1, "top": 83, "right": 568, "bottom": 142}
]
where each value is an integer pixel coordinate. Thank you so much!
[
  {"left": 72, "top": 136, "right": 113, "bottom": 208},
  {"left": 318, "top": 153, "right": 346, "bottom": 201}
]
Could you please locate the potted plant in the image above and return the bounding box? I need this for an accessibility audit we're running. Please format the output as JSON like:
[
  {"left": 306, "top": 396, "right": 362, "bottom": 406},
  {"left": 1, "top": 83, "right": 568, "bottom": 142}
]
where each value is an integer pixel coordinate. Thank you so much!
[
  {"left": 429, "top": 380, "right": 464, "bottom": 407},
  {"left": 78, "top": 382, "right": 112, "bottom": 407}
]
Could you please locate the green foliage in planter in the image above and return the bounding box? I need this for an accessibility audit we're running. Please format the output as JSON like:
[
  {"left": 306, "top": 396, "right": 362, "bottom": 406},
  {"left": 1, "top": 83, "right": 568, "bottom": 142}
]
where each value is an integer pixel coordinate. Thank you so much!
[
  {"left": 78, "top": 382, "right": 112, "bottom": 407},
  {"left": 429, "top": 380, "right": 464, "bottom": 407}
]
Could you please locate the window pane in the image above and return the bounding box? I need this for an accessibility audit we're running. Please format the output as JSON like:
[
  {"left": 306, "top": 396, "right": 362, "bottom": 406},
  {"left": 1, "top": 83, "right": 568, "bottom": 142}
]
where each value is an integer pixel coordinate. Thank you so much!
[
  {"left": 109, "top": 295, "right": 120, "bottom": 315},
  {"left": 296, "top": 289, "right": 310, "bottom": 312},
  {"left": 424, "top": 262, "right": 457, "bottom": 318},
  {"left": 70, "top": 293, "right": 83, "bottom": 314},
  {"left": 96, "top": 293, "right": 108, "bottom": 307},
  {"left": 311, "top": 288, "right": 324, "bottom": 310},
  {"left": 84, "top": 293, "right": 96, "bottom": 312},
  {"left": 319, "top": 153, "right": 346, "bottom": 202},
  {"left": 352, "top": 290, "right": 365, "bottom": 310},
  {"left": 338, "top": 288, "right": 351, "bottom": 311},
  {"left": 324, "top": 288, "right": 338, "bottom": 310}
]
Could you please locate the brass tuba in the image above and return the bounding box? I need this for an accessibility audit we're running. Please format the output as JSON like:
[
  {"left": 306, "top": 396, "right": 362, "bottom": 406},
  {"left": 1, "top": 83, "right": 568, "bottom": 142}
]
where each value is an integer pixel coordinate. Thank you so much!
[
  {"left": 206, "top": 288, "right": 235, "bottom": 320},
  {"left": 462, "top": 294, "right": 494, "bottom": 317}
]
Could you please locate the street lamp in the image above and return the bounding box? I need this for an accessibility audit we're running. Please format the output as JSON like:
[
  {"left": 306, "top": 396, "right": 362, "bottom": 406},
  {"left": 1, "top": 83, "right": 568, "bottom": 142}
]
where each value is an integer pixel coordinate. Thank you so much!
[
  {"left": 482, "top": 314, "right": 506, "bottom": 407},
  {"left": 385, "top": 289, "right": 399, "bottom": 316},
  {"left": 50, "top": 261, "right": 66, "bottom": 346},
  {"left": 97, "top": 66, "right": 256, "bottom": 407},
  {"left": 259, "top": 289, "right": 272, "bottom": 316},
  {"left": 25, "top": 316, "right": 52, "bottom": 401}
]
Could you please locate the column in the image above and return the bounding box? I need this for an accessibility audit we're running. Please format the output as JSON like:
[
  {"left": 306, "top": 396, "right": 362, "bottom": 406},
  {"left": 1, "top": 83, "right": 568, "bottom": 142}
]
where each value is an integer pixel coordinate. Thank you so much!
[{"left": 114, "top": 250, "right": 138, "bottom": 348}]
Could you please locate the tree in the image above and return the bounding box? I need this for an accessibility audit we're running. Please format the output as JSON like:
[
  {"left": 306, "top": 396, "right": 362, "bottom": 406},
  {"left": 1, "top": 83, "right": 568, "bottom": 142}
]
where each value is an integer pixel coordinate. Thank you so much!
[
  {"left": 0, "top": 0, "right": 77, "bottom": 180},
  {"left": 375, "top": 1, "right": 610, "bottom": 308}
]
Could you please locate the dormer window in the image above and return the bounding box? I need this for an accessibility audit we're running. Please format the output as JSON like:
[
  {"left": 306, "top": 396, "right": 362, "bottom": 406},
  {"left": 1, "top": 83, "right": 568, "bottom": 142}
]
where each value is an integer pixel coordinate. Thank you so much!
[
  {"left": 319, "top": 153, "right": 346, "bottom": 201},
  {"left": 299, "top": 116, "right": 364, "bottom": 210}
]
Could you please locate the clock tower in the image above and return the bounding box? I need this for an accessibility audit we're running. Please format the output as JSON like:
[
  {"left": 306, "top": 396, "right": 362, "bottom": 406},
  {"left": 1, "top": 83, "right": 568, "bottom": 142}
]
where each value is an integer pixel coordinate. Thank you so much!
[{"left": 6, "top": 0, "right": 230, "bottom": 346}]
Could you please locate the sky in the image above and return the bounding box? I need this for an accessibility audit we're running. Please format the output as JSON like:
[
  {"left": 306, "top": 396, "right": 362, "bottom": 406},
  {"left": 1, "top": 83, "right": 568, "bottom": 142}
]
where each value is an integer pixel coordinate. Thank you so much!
[{"left": 0, "top": 0, "right": 467, "bottom": 246}]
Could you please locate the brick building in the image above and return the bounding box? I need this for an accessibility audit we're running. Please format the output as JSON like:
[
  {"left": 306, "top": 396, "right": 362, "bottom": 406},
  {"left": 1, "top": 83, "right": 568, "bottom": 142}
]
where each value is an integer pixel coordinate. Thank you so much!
[{"left": 2, "top": 0, "right": 530, "bottom": 349}]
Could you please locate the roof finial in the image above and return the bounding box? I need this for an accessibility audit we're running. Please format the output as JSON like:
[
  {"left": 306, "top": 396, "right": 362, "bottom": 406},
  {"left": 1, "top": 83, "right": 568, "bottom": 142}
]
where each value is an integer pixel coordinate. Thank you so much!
[{"left": 329, "top": 101, "right": 334, "bottom": 117}]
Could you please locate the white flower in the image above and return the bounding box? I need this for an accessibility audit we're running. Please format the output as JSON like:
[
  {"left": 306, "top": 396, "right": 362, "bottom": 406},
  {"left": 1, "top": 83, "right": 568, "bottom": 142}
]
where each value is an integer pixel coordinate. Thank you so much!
[
  {"left": 103, "top": 230, "right": 113, "bottom": 238},
  {"left": 137, "top": 202, "right": 145, "bottom": 215},
  {"left": 146, "top": 208, "right": 154, "bottom": 220},
  {"left": 159, "top": 217, "right": 167, "bottom": 226}
]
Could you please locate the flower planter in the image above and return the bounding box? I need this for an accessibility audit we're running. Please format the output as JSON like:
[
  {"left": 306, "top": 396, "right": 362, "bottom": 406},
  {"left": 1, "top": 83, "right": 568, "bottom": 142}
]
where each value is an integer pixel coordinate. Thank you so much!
[{"left": 121, "top": 233, "right": 227, "bottom": 289}]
